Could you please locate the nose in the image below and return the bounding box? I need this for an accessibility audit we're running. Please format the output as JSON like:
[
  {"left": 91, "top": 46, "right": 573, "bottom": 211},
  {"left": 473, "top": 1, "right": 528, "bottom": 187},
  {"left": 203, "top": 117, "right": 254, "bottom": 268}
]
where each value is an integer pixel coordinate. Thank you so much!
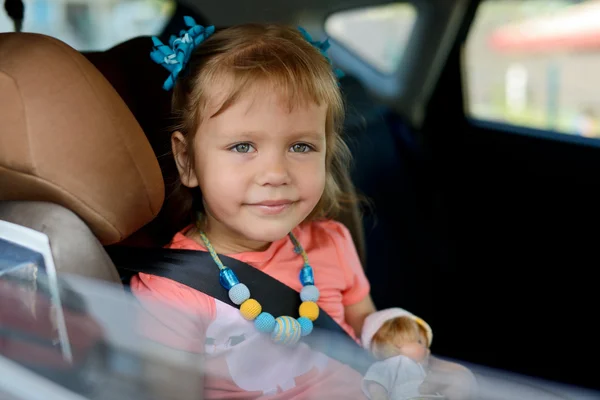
[{"left": 256, "top": 151, "right": 291, "bottom": 187}]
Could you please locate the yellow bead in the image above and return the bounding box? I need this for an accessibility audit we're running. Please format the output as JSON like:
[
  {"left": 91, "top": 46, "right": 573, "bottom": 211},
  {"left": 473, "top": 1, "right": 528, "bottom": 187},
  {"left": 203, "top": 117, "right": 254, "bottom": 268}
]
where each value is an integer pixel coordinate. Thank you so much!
[
  {"left": 299, "top": 301, "right": 319, "bottom": 321},
  {"left": 240, "top": 299, "right": 262, "bottom": 320}
]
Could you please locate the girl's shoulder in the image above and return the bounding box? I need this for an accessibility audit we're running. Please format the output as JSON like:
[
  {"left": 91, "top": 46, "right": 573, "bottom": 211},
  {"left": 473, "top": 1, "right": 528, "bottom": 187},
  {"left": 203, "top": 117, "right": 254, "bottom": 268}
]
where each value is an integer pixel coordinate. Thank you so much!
[
  {"left": 294, "top": 219, "right": 367, "bottom": 290},
  {"left": 166, "top": 224, "right": 202, "bottom": 250}
]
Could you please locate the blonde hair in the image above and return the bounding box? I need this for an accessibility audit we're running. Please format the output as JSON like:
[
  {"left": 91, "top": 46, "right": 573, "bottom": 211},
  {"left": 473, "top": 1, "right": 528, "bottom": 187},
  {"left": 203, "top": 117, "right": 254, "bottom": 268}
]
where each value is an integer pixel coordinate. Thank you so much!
[
  {"left": 168, "top": 23, "right": 354, "bottom": 222},
  {"left": 371, "top": 316, "right": 430, "bottom": 360}
]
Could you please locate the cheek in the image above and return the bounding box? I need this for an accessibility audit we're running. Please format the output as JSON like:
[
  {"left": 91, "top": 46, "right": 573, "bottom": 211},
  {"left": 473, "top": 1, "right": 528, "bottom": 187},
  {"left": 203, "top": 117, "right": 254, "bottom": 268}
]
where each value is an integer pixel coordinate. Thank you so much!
[
  {"left": 195, "top": 154, "right": 247, "bottom": 208},
  {"left": 296, "top": 156, "right": 327, "bottom": 196}
]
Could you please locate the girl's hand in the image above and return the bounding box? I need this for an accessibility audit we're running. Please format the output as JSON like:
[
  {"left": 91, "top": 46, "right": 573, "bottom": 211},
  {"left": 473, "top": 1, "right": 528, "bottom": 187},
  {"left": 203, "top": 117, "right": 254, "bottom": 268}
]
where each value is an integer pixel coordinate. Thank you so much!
[{"left": 419, "top": 356, "right": 478, "bottom": 400}]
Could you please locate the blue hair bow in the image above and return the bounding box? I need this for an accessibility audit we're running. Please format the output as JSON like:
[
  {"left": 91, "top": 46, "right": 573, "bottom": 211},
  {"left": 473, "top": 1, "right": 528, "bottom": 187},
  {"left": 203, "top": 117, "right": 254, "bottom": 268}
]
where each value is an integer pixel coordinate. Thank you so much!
[
  {"left": 150, "top": 16, "right": 215, "bottom": 91},
  {"left": 297, "top": 27, "right": 345, "bottom": 79}
]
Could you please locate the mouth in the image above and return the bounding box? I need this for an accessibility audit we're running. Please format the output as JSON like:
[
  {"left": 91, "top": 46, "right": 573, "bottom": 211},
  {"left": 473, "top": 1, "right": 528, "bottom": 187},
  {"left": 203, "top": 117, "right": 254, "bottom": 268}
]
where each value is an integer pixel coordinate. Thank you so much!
[{"left": 246, "top": 200, "right": 296, "bottom": 215}]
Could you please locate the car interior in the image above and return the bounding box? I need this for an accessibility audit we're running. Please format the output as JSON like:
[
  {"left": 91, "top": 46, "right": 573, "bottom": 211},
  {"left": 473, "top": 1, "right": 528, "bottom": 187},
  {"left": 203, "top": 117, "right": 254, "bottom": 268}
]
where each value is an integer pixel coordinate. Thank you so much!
[{"left": 1, "top": 0, "right": 599, "bottom": 395}]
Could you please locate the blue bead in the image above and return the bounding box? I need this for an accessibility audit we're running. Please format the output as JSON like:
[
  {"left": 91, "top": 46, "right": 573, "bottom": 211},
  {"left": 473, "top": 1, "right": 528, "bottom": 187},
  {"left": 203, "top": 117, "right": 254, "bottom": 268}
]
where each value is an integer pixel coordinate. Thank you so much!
[
  {"left": 255, "top": 312, "right": 276, "bottom": 333},
  {"left": 300, "top": 285, "right": 320, "bottom": 302},
  {"left": 219, "top": 268, "right": 239, "bottom": 290},
  {"left": 297, "top": 317, "right": 313, "bottom": 336},
  {"left": 299, "top": 265, "right": 314, "bottom": 286},
  {"left": 228, "top": 283, "right": 250, "bottom": 305},
  {"left": 271, "top": 316, "right": 302, "bottom": 345}
]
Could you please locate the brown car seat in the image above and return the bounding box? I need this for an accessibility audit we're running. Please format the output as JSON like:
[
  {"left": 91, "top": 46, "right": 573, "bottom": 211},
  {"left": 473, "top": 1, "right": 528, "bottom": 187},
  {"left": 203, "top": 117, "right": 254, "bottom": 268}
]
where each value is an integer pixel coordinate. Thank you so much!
[{"left": 0, "top": 32, "right": 164, "bottom": 281}]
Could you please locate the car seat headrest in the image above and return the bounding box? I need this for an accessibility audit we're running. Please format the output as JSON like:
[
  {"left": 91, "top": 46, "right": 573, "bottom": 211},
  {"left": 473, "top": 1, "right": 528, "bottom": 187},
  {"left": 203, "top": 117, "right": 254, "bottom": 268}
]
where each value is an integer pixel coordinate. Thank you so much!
[
  {"left": 84, "top": 36, "right": 180, "bottom": 247},
  {"left": 0, "top": 33, "right": 164, "bottom": 245}
]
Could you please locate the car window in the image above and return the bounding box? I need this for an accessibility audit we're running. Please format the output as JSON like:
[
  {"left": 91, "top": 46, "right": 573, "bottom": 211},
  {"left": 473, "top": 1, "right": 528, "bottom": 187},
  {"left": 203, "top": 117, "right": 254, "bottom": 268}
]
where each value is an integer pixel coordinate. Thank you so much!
[
  {"left": 324, "top": 3, "right": 417, "bottom": 74},
  {"left": 464, "top": 0, "right": 600, "bottom": 139},
  {"left": 0, "top": 0, "right": 174, "bottom": 51}
]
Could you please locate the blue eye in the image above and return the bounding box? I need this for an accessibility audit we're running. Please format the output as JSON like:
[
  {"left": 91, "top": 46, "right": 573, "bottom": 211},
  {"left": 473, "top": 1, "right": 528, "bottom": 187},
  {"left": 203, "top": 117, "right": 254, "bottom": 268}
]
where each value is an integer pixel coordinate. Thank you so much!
[
  {"left": 231, "top": 143, "right": 255, "bottom": 153},
  {"left": 290, "top": 143, "right": 312, "bottom": 153}
]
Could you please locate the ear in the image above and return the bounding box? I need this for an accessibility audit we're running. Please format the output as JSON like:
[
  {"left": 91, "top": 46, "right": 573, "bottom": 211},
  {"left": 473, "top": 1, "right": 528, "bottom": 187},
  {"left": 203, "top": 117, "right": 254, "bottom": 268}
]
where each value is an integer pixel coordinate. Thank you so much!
[{"left": 171, "top": 131, "right": 199, "bottom": 188}]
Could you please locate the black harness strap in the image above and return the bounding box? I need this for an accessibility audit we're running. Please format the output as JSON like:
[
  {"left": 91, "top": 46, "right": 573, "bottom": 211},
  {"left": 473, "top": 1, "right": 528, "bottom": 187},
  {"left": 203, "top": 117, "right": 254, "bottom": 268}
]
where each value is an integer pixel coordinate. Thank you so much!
[{"left": 106, "top": 246, "right": 374, "bottom": 374}]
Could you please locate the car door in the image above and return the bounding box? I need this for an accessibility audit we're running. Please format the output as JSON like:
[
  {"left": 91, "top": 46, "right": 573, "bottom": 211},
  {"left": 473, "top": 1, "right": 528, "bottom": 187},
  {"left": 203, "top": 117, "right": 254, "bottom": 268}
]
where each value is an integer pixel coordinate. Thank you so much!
[{"left": 422, "top": 0, "right": 600, "bottom": 390}]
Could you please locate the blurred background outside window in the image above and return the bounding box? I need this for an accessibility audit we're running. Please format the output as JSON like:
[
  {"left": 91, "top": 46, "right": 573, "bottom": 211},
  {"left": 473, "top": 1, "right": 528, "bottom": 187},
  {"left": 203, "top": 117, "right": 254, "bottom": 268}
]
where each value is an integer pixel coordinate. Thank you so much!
[
  {"left": 325, "top": 2, "right": 417, "bottom": 74},
  {"left": 465, "top": 0, "right": 600, "bottom": 139},
  {"left": 0, "top": 0, "right": 174, "bottom": 51}
]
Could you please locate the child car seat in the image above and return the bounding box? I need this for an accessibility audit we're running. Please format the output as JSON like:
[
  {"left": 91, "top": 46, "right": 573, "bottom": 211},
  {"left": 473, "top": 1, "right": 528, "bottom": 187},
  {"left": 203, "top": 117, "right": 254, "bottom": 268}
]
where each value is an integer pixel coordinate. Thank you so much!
[
  {"left": 0, "top": 32, "right": 164, "bottom": 281},
  {"left": 0, "top": 31, "right": 366, "bottom": 280},
  {"left": 0, "top": 30, "right": 375, "bottom": 375}
]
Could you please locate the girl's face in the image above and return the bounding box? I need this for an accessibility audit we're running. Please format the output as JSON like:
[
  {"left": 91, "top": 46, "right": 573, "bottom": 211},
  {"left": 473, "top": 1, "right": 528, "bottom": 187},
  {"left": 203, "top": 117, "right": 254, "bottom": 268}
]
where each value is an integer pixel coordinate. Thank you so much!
[{"left": 173, "top": 84, "right": 327, "bottom": 253}]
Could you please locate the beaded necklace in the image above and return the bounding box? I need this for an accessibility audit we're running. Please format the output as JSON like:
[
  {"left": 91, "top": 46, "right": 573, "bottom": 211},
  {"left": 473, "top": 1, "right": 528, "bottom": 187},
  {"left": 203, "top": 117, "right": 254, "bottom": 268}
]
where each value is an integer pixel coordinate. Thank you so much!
[{"left": 199, "top": 230, "right": 320, "bottom": 346}]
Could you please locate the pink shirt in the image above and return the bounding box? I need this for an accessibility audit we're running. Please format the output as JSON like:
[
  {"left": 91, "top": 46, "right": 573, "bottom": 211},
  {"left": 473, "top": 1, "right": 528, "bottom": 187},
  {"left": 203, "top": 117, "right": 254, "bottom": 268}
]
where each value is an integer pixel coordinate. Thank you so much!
[{"left": 131, "top": 220, "right": 370, "bottom": 399}]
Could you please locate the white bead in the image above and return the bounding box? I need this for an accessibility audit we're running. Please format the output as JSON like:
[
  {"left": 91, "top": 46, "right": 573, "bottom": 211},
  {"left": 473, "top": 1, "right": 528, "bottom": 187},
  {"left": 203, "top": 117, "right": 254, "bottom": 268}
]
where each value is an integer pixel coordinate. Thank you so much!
[
  {"left": 300, "top": 285, "right": 320, "bottom": 302},
  {"left": 229, "top": 283, "right": 250, "bottom": 305}
]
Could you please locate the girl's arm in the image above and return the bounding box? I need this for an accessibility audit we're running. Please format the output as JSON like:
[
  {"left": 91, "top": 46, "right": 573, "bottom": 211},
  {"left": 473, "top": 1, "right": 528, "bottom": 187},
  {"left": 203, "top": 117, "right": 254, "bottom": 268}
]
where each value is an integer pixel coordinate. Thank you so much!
[
  {"left": 345, "top": 295, "right": 377, "bottom": 337},
  {"left": 325, "top": 219, "right": 376, "bottom": 337}
]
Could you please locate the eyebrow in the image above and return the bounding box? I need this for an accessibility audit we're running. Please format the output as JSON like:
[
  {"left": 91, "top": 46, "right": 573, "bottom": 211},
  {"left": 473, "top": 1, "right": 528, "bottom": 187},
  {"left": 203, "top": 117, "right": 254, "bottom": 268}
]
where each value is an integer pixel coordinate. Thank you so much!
[{"left": 220, "top": 131, "right": 326, "bottom": 140}]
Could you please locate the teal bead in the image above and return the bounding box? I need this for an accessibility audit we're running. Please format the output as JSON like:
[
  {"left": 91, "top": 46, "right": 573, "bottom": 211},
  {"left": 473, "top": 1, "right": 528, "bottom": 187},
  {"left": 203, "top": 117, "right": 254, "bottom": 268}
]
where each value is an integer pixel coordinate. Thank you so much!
[
  {"left": 219, "top": 268, "right": 239, "bottom": 290},
  {"left": 271, "top": 316, "right": 302, "bottom": 345},
  {"left": 228, "top": 283, "right": 250, "bottom": 305},
  {"left": 299, "top": 265, "right": 314, "bottom": 286},
  {"left": 300, "top": 285, "right": 320, "bottom": 302},
  {"left": 255, "top": 312, "right": 276, "bottom": 333},
  {"left": 297, "top": 317, "right": 313, "bottom": 336}
]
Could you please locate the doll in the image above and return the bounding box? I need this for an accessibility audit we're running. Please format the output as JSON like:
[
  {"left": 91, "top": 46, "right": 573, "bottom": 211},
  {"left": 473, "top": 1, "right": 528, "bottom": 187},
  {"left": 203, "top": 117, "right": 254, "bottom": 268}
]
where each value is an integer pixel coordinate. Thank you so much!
[{"left": 361, "top": 308, "right": 443, "bottom": 400}]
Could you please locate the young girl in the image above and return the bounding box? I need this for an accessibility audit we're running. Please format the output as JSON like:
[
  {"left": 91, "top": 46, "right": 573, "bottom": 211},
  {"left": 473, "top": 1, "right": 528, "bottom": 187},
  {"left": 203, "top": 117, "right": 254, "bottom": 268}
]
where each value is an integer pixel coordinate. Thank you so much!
[
  {"left": 133, "top": 18, "right": 377, "bottom": 399},
  {"left": 132, "top": 17, "right": 475, "bottom": 400}
]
